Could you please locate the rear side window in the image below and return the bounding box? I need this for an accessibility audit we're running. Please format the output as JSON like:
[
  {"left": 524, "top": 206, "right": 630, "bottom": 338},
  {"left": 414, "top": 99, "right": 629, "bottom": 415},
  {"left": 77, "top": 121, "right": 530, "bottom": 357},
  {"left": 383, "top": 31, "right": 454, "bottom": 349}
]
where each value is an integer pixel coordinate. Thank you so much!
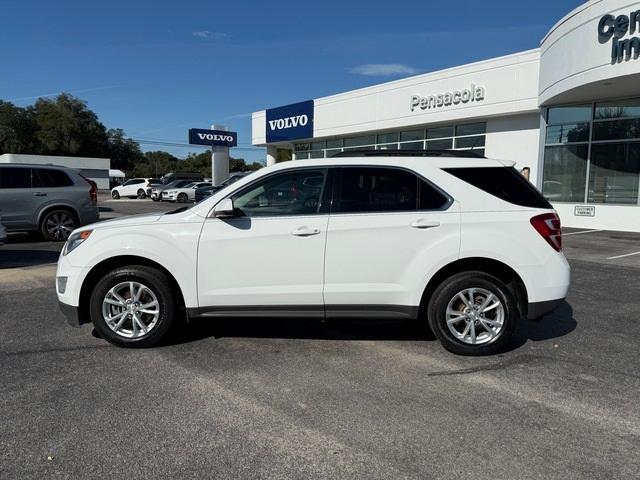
[
  {"left": 33, "top": 168, "right": 73, "bottom": 188},
  {"left": 335, "top": 167, "right": 449, "bottom": 213},
  {"left": 0, "top": 167, "right": 31, "bottom": 188},
  {"left": 444, "top": 167, "right": 552, "bottom": 209}
]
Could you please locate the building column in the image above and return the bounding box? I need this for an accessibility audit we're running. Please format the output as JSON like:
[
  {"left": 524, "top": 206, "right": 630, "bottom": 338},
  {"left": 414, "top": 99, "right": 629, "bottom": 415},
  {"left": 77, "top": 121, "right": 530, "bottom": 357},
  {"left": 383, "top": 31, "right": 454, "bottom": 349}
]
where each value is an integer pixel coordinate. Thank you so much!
[
  {"left": 266, "top": 145, "right": 278, "bottom": 166},
  {"left": 211, "top": 124, "right": 230, "bottom": 186}
]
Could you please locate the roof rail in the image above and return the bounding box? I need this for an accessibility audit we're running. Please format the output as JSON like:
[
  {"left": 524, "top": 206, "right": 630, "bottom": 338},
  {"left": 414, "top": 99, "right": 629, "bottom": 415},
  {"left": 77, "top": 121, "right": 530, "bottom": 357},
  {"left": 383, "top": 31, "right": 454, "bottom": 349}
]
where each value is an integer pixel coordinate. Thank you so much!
[{"left": 331, "top": 149, "right": 486, "bottom": 159}]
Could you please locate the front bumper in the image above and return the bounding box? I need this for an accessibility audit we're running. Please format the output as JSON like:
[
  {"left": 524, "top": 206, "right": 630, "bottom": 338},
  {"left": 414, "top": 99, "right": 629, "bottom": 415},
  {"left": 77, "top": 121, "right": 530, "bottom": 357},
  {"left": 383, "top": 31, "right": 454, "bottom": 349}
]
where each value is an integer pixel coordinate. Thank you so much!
[
  {"left": 58, "top": 300, "right": 84, "bottom": 327},
  {"left": 527, "top": 298, "right": 564, "bottom": 320}
]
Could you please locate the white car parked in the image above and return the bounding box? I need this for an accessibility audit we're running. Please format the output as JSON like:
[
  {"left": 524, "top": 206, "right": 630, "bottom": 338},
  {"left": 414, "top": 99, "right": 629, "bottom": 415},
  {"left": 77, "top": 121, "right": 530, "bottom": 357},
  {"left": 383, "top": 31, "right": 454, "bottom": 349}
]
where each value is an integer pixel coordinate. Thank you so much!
[
  {"left": 162, "top": 182, "right": 212, "bottom": 203},
  {"left": 56, "top": 151, "right": 570, "bottom": 355},
  {"left": 111, "top": 178, "right": 151, "bottom": 199}
]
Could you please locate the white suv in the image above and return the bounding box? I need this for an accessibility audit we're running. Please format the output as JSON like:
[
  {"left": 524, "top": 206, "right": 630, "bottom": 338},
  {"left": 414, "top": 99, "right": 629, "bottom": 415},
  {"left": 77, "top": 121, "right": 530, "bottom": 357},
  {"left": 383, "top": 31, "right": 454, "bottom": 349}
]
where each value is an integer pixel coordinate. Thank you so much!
[
  {"left": 111, "top": 178, "right": 150, "bottom": 199},
  {"left": 56, "top": 151, "right": 570, "bottom": 355}
]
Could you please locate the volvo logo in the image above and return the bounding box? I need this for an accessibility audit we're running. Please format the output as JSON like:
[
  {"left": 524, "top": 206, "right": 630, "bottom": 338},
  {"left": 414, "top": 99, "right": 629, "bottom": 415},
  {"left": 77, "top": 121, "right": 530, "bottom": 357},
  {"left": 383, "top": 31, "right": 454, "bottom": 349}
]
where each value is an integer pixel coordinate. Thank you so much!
[
  {"left": 265, "top": 100, "right": 314, "bottom": 142},
  {"left": 196, "top": 133, "right": 235, "bottom": 142},
  {"left": 188, "top": 128, "right": 238, "bottom": 147},
  {"left": 268, "top": 114, "right": 309, "bottom": 131}
]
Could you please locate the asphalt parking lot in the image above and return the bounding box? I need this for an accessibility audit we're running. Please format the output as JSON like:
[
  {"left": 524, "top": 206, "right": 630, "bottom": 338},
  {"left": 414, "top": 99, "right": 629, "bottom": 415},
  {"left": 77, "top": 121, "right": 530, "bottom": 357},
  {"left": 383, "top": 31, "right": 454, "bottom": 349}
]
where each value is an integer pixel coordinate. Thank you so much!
[{"left": 1, "top": 197, "right": 639, "bottom": 479}]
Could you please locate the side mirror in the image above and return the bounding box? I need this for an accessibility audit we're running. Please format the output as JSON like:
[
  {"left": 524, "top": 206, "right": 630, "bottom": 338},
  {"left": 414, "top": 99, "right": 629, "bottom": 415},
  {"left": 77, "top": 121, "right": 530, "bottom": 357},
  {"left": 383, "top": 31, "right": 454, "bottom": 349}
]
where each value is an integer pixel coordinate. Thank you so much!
[{"left": 212, "top": 197, "right": 236, "bottom": 218}]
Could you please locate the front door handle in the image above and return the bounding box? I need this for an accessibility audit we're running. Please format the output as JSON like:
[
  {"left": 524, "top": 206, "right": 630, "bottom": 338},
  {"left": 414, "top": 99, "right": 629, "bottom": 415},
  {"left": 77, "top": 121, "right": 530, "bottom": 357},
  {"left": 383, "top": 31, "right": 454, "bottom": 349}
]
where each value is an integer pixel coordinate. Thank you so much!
[
  {"left": 291, "top": 226, "right": 321, "bottom": 237},
  {"left": 33, "top": 192, "right": 47, "bottom": 197},
  {"left": 411, "top": 219, "right": 440, "bottom": 229}
]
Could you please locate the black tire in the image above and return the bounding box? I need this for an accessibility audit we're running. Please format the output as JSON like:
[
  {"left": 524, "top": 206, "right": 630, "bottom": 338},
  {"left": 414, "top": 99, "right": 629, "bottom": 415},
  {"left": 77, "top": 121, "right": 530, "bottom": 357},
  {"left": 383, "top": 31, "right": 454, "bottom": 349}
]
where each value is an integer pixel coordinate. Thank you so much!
[
  {"left": 137, "top": 189, "right": 146, "bottom": 199},
  {"left": 177, "top": 192, "right": 188, "bottom": 203},
  {"left": 89, "top": 265, "right": 177, "bottom": 348},
  {"left": 112, "top": 190, "right": 120, "bottom": 199},
  {"left": 40, "top": 209, "right": 78, "bottom": 241},
  {"left": 152, "top": 197, "right": 160, "bottom": 202},
  {"left": 427, "top": 271, "right": 518, "bottom": 356}
]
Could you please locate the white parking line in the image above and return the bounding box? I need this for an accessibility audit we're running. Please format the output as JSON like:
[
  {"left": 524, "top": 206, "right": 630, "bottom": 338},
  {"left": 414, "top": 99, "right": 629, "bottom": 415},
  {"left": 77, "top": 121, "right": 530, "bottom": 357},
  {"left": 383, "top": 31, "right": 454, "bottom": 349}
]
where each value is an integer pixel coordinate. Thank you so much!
[
  {"left": 607, "top": 251, "right": 640, "bottom": 260},
  {"left": 563, "top": 229, "right": 604, "bottom": 236}
]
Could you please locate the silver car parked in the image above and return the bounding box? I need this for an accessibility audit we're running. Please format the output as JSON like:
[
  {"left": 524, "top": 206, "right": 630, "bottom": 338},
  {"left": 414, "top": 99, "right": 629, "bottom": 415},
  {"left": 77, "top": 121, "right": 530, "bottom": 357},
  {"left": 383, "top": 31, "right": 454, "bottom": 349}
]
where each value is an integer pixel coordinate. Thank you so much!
[{"left": 0, "top": 164, "right": 99, "bottom": 241}]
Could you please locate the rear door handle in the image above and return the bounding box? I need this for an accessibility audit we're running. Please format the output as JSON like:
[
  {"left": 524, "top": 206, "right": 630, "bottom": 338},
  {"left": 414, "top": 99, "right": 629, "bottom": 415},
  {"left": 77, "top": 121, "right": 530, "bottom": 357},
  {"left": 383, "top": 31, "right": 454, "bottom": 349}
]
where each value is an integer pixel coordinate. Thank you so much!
[
  {"left": 291, "top": 226, "right": 321, "bottom": 237},
  {"left": 411, "top": 219, "right": 440, "bottom": 229},
  {"left": 33, "top": 192, "right": 47, "bottom": 197}
]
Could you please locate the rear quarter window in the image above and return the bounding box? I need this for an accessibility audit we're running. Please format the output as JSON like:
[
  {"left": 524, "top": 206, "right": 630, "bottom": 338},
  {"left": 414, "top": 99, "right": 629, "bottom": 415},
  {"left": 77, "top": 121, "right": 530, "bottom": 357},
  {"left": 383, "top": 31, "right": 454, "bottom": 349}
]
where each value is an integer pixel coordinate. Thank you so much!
[
  {"left": 33, "top": 168, "right": 73, "bottom": 188},
  {"left": 443, "top": 167, "right": 552, "bottom": 209}
]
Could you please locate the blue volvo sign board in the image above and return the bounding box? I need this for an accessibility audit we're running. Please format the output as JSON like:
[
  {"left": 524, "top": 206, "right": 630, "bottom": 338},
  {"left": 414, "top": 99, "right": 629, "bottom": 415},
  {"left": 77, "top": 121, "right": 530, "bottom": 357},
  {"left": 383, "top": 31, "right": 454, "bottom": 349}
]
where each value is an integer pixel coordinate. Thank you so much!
[
  {"left": 266, "top": 100, "right": 314, "bottom": 143},
  {"left": 188, "top": 129, "right": 238, "bottom": 147}
]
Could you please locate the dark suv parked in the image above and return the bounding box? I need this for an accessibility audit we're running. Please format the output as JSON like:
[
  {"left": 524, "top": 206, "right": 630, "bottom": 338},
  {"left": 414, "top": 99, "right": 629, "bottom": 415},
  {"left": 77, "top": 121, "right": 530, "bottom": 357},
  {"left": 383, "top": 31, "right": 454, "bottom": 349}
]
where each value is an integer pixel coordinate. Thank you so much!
[{"left": 0, "top": 164, "right": 99, "bottom": 241}]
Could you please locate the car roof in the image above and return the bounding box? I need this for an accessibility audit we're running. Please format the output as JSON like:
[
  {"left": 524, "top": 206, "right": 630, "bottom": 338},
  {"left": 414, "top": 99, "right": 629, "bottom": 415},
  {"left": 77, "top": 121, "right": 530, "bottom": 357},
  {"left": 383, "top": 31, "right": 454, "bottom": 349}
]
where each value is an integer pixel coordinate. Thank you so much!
[
  {"left": 0, "top": 163, "right": 73, "bottom": 170},
  {"left": 267, "top": 155, "right": 515, "bottom": 171}
]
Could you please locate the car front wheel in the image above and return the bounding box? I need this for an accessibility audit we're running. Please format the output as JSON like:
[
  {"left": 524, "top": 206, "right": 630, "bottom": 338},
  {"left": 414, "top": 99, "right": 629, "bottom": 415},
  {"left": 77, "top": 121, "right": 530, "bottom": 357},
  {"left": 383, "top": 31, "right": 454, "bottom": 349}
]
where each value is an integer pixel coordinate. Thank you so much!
[
  {"left": 177, "top": 192, "right": 188, "bottom": 203},
  {"left": 111, "top": 190, "right": 120, "bottom": 199},
  {"left": 427, "top": 271, "right": 517, "bottom": 355},
  {"left": 137, "top": 189, "right": 146, "bottom": 199},
  {"left": 89, "top": 266, "right": 177, "bottom": 348}
]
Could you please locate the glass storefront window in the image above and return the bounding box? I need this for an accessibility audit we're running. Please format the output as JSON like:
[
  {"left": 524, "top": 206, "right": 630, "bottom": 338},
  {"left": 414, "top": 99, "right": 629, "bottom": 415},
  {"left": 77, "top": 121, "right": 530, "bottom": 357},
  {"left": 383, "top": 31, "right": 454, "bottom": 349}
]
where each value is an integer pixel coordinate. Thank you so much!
[
  {"left": 592, "top": 118, "right": 640, "bottom": 141},
  {"left": 588, "top": 143, "right": 640, "bottom": 204},
  {"left": 377, "top": 143, "right": 398, "bottom": 150},
  {"left": 546, "top": 123, "right": 590, "bottom": 144},
  {"left": 377, "top": 132, "right": 399, "bottom": 144},
  {"left": 309, "top": 150, "right": 324, "bottom": 159},
  {"left": 400, "top": 130, "right": 424, "bottom": 142},
  {"left": 456, "top": 123, "right": 486, "bottom": 136},
  {"left": 399, "top": 141, "right": 424, "bottom": 150},
  {"left": 426, "top": 138, "right": 453, "bottom": 150},
  {"left": 542, "top": 145, "right": 588, "bottom": 202},
  {"left": 295, "top": 152, "right": 310, "bottom": 160},
  {"left": 547, "top": 105, "right": 592, "bottom": 125},
  {"left": 455, "top": 136, "right": 486, "bottom": 149},
  {"left": 427, "top": 126, "right": 454, "bottom": 139},
  {"left": 326, "top": 139, "right": 342, "bottom": 149},
  {"left": 595, "top": 98, "right": 640, "bottom": 119},
  {"left": 326, "top": 148, "right": 342, "bottom": 157},
  {"left": 344, "top": 135, "right": 376, "bottom": 147},
  {"left": 295, "top": 143, "right": 310, "bottom": 152},
  {"left": 311, "top": 141, "right": 325, "bottom": 150}
]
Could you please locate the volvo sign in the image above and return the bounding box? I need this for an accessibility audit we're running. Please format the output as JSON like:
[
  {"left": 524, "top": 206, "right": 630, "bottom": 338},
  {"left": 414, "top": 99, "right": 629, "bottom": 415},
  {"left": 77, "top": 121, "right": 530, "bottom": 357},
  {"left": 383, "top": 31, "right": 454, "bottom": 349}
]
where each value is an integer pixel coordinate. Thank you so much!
[
  {"left": 189, "top": 128, "right": 238, "bottom": 147},
  {"left": 266, "top": 100, "right": 314, "bottom": 143}
]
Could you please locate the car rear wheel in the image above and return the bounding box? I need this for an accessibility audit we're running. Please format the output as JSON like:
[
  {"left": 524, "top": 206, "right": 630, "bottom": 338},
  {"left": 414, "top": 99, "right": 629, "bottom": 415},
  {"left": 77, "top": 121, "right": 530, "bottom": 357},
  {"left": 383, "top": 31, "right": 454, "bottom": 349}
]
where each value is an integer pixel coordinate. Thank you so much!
[
  {"left": 112, "top": 190, "right": 120, "bottom": 199},
  {"left": 89, "top": 266, "right": 176, "bottom": 348},
  {"left": 137, "top": 189, "right": 146, "bottom": 199},
  {"left": 177, "top": 192, "right": 188, "bottom": 203},
  {"left": 427, "top": 271, "right": 517, "bottom": 355},
  {"left": 40, "top": 209, "right": 77, "bottom": 241}
]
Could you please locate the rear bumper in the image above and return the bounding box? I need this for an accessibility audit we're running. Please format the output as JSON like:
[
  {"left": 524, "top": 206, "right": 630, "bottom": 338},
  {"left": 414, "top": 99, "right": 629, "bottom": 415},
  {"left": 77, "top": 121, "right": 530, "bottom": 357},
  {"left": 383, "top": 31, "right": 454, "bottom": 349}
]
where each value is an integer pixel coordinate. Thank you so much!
[
  {"left": 527, "top": 298, "right": 564, "bottom": 320},
  {"left": 58, "top": 300, "right": 83, "bottom": 327}
]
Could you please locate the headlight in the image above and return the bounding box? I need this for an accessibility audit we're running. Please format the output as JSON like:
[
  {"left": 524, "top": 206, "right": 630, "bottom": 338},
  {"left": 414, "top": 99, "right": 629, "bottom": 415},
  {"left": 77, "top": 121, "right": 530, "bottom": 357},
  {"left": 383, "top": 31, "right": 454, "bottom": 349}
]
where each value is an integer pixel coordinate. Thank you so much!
[{"left": 63, "top": 230, "right": 92, "bottom": 255}]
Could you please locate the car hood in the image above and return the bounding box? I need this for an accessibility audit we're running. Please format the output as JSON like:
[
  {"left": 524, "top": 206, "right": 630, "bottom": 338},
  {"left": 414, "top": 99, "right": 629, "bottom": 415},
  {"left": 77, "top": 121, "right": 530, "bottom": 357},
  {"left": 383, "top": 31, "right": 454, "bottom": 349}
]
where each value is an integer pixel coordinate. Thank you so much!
[{"left": 88, "top": 213, "right": 163, "bottom": 230}]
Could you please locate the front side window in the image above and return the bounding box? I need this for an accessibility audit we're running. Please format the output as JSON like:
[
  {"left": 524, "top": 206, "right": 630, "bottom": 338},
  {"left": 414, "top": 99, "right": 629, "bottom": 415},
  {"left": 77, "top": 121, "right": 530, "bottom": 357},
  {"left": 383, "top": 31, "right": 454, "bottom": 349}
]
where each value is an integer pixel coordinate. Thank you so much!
[
  {"left": 232, "top": 169, "right": 328, "bottom": 217},
  {"left": 335, "top": 167, "right": 417, "bottom": 213},
  {"left": 0, "top": 167, "right": 31, "bottom": 188}
]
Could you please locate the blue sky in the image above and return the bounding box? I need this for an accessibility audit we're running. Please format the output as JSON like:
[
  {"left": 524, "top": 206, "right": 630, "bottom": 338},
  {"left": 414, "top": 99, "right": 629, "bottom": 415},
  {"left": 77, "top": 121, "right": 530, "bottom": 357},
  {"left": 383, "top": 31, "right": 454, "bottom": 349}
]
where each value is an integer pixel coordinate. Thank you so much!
[{"left": 1, "top": 0, "right": 583, "bottom": 163}]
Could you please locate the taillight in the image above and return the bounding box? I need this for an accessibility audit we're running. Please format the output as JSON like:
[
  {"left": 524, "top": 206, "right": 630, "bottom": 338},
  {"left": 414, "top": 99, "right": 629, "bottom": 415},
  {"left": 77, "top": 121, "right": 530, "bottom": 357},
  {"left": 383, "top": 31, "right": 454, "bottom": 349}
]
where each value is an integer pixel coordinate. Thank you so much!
[
  {"left": 80, "top": 174, "right": 98, "bottom": 204},
  {"left": 530, "top": 213, "right": 562, "bottom": 251}
]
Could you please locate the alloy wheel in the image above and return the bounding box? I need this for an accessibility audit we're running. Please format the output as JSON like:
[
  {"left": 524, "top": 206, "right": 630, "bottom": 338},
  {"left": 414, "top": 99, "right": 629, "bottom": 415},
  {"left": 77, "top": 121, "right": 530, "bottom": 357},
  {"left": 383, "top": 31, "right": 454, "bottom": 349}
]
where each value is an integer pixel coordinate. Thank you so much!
[
  {"left": 101, "top": 281, "right": 160, "bottom": 339},
  {"left": 45, "top": 212, "right": 75, "bottom": 241},
  {"left": 445, "top": 287, "right": 505, "bottom": 345}
]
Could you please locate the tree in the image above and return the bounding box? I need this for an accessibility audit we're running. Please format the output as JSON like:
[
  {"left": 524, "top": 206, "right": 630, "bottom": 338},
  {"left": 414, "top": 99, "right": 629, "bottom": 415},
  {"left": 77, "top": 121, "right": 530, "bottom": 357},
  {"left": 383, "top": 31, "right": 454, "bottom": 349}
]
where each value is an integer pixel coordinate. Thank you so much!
[
  {"left": 33, "top": 93, "right": 109, "bottom": 157},
  {"left": 0, "top": 101, "right": 39, "bottom": 154},
  {"left": 107, "top": 128, "right": 144, "bottom": 172}
]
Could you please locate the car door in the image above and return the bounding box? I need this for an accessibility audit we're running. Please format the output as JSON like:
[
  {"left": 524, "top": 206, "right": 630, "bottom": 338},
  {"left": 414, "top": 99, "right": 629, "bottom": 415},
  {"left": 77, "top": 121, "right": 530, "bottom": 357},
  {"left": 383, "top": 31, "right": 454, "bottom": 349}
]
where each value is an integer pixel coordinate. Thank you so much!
[
  {"left": 197, "top": 167, "right": 331, "bottom": 314},
  {"left": 323, "top": 166, "right": 460, "bottom": 317},
  {"left": 0, "top": 166, "right": 38, "bottom": 229}
]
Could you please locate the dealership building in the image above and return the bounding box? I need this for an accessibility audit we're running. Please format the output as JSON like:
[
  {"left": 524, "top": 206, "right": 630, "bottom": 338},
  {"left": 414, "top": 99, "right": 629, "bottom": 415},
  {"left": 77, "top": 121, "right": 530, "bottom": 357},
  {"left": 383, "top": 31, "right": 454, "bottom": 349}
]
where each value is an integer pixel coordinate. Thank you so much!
[{"left": 252, "top": 0, "right": 640, "bottom": 232}]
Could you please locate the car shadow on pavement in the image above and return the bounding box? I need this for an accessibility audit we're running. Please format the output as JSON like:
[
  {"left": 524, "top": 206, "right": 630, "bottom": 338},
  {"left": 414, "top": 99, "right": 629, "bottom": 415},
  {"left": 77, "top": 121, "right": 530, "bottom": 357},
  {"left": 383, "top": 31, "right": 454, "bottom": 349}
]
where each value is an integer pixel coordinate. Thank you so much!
[
  {"left": 507, "top": 301, "right": 577, "bottom": 352},
  {"left": 0, "top": 249, "right": 60, "bottom": 268},
  {"left": 164, "top": 301, "right": 577, "bottom": 350}
]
